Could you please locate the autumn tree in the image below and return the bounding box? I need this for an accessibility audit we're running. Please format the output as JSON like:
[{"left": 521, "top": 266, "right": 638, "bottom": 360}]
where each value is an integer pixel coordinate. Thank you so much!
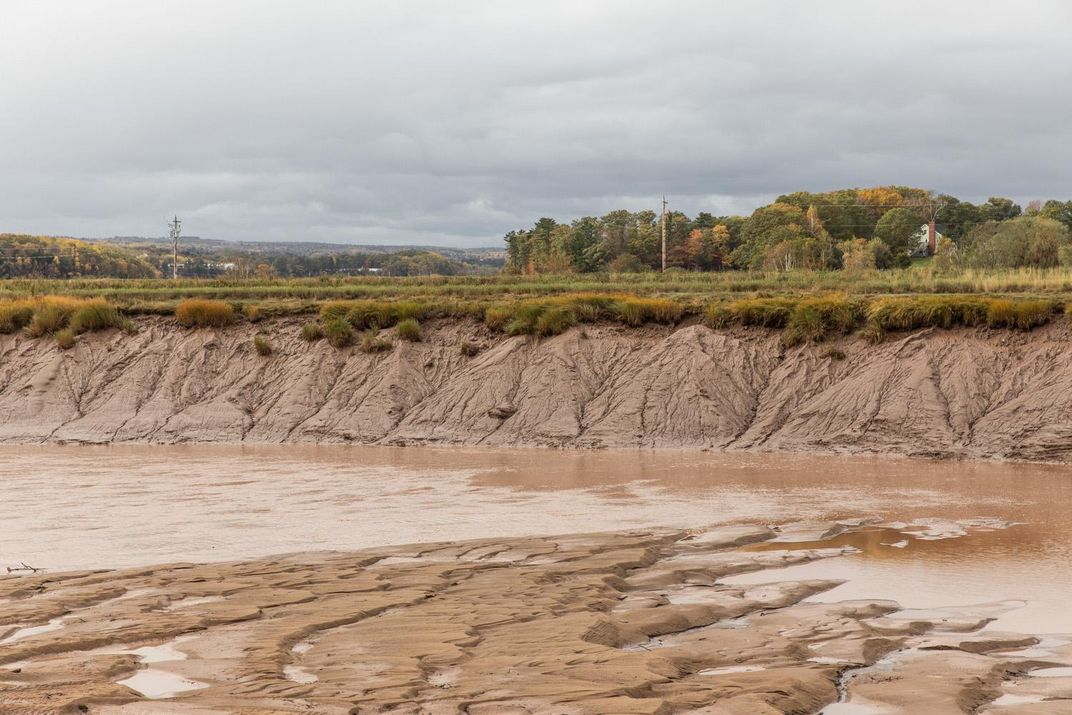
[{"left": 873, "top": 208, "right": 921, "bottom": 257}]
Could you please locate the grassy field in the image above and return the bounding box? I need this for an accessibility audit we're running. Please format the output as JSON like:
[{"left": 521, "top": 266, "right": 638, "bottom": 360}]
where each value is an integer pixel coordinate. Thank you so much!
[
  {"left": 5, "top": 266, "right": 1072, "bottom": 312},
  {"left": 3, "top": 268, "right": 1072, "bottom": 348}
]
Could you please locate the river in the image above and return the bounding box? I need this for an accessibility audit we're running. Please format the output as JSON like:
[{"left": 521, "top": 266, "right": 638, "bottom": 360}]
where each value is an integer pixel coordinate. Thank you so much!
[{"left": 2, "top": 444, "right": 1069, "bottom": 633}]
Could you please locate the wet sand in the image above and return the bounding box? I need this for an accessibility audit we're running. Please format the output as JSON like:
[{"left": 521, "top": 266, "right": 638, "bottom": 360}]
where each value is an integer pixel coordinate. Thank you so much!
[
  {"left": 2, "top": 521, "right": 1071, "bottom": 714},
  {"left": 3, "top": 445, "right": 1072, "bottom": 712}
]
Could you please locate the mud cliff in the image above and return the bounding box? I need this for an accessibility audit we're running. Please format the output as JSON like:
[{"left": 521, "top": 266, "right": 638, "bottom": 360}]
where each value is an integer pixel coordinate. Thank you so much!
[{"left": 0, "top": 317, "right": 1070, "bottom": 461}]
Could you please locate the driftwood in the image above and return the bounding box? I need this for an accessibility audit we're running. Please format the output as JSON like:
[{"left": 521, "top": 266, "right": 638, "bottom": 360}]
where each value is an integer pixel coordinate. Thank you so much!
[{"left": 6, "top": 562, "right": 44, "bottom": 574}]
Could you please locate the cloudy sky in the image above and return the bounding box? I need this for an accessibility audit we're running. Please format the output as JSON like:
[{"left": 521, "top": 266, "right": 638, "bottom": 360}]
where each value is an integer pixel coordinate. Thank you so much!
[{"left": 3, "top": 1, "right": 1071, "bottom": 246}]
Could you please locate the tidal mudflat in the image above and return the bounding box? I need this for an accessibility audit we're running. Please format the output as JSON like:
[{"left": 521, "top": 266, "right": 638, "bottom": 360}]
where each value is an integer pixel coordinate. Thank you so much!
[{"left": 2, "top": 445, "right": 1071, "bottom": 713}]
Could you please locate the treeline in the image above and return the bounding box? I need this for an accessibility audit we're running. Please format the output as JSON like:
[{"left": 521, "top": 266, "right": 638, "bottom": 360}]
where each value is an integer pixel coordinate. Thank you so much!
[
  {"left": 151, "top": 248, "right": 482, "bottom": 278},
  {"left": 0, "top": 234, "right": 157, "bottom": 279},
  {"left": 503, "top": 187, "right": 1072, "bottom": 273}
]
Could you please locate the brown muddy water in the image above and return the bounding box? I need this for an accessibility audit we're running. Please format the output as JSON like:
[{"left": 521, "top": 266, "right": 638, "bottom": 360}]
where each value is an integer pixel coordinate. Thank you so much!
[{"left": 2, "top": 445, "right": 1069, "bottom": 633}]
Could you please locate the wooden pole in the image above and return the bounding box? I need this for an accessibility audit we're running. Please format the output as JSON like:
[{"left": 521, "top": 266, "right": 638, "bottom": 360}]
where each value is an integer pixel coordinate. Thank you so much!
[{"left": 660, "top": 196, "right": 668, "bottom": 272}]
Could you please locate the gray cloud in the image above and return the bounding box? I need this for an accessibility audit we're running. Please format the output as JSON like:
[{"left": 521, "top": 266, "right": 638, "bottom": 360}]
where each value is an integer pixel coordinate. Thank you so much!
[{"left": 2, "top": 0, "right": 1071, "bottom": 246}]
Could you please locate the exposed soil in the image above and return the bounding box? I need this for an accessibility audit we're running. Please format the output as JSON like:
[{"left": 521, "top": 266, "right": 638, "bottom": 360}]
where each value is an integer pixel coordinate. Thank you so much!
[
  {"left": 2, "top": 318, "right": 1072, "bottom": 461},
  {"left": 1, "top": 522, "right": 1068, "bottom": 714}
]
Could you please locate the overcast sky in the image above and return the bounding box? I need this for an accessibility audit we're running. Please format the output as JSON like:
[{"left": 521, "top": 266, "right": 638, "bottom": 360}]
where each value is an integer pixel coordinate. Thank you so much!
[{"left": 3, "top": 1, "right": 1071, "bottom": 246}]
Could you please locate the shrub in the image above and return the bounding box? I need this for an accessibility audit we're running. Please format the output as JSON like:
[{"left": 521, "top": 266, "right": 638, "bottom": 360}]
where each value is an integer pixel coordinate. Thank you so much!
[
  {"left": 175, "top": 299, "right": 234, "bottom": 328},
  {"left": 55, "top": 328, "right": 76, "bottom": 350},
  {"left": 253, "top": 335, "right": 273, "bottom": 356},
  {"left": 396, "top": 318, "right": 422, "bottom": 341},
  {"left": 360, "top": 328, "right": 393, "bottom": 353},
  {"left": 68, "top": 300, "right": 124, "bottom": 334},
  {"left": 534, "top": 307, "right": 576, "bottom": 337},
  {"left": 0, "top": 301, "right": 34, "bottom": 334},
  {"left": 324, "top": 318, "right": 353, "bottom": 348},
  {"left": 460, "top": 341, "right": 481, "bottom": 357},
  {"left": 300, "top": 322, "right": 324, "bottom": 341}
]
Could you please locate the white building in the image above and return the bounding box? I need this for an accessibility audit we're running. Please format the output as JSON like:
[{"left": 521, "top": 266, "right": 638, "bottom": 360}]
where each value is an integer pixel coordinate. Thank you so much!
[{"left": 913, "top": 223, "right": 947, "bottom": 257}]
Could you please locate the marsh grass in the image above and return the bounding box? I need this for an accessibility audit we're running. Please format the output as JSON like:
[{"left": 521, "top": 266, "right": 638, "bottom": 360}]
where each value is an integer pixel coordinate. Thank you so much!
[
  {"left": 486, "top": 293, "right": 684, "bottom": 336},
  {"left": 782, "top": 295, "right": 866, "bottom": 346},
  {"left": 243, "top": 304, "right": 263, "bottom": 322},
  {"left": 300, "top": 322, "right": 324, "bottom": 341},
  {"left": 175, "top": 299, "right": 234, "bottom": 328},
  {"left": 253, "top": 334, "right": 273, "bottom": 356},
  {"left": 396, "top": 318, "right": 422, "bottom": 341},
  {"left": 360, "top": 328, "right": 393, "bottom": 353},
  {"left": 68, "top": 300, "right": 125, "bottom": 334},
  {"left": 324, "top": 318, "right": 353, "bottom": 348},
  {"left": 0, "top": 301, "right": 34, "bottom": 333},
  {"left": 55, "top": 328, "right": 76, "bottom": 350}
]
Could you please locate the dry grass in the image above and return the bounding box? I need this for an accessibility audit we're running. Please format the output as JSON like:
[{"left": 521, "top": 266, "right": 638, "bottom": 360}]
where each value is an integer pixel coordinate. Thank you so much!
[
  {"left": 175, "top": 299, "right": 234, "bottom": 328},
  {"left": 0, "top": 300, "right": 34, "bottom": 333},
  {"left": 54, "top": 328, "right": 76, "bottom": 350},
  {"left": 360, "top": 329, "right": 393, "bottom": 353},
  {"left": 253, "top": 334, "right": 273, "bottom": 356}
]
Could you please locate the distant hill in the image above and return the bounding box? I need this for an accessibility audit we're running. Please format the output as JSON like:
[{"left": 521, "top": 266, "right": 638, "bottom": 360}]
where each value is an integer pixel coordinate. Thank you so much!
[
  {"left": 98, "top": 236, "right": 504, "bottom": 260},
  {"left": 0, "top": 234, "right": 158, "bottom": 279}
]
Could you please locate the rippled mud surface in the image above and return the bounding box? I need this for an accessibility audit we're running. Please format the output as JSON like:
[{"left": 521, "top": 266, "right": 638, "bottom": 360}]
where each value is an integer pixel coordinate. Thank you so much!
[
  {"left": 2, "top": 522, "right": 1070, "bottom": 714},
  {"left": 3, "top": 445, "right": 1072, "bottom": 712}
]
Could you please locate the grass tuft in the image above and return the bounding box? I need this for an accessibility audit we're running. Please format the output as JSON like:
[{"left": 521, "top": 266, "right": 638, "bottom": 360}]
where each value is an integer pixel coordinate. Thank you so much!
[
  {"left": 782, "top": 295, "right": 865, "bottom": 346},
  {"left": 324, "top": 318, "right": 353, "bottom": 348},
  {"left": 55, "top": 328, "right": 76, "bottom": 350},
  {"left": 534, "top": 307, "right": 576, "bottom": 337},
  {"left": 396, "top": 318, "right": 422, "bottom": 341},
  {"left": 175, "top": 299, "right": 234, "bottom": 328},
  {"left": 0, "top": 301, "right": 34, "bottom": 334},
  {"left": 300, "top": 322, "right": 324, "bottom": 341},
  {"left": 68, "top": 300, "right": 124, "bottom": 334},
  {"left": 253, "top": 334, "right": 273, "bottom": 356},
  {"left": 360, "top": 328, "right": 393, "bottom": 353}
]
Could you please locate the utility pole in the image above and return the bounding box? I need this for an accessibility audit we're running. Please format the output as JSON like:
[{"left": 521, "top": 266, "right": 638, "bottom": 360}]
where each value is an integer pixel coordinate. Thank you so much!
[
  {"left": 660, "top": 196, "right": 668, "bottom": 272},
  {"left": 168, "top": 215, "right": 182, "bottom": 279}
]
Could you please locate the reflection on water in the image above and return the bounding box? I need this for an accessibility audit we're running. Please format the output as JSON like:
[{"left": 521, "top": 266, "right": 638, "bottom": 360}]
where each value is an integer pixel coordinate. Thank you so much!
[{"left": 1, "top": 444, "right": 1071, "bottom": 632}]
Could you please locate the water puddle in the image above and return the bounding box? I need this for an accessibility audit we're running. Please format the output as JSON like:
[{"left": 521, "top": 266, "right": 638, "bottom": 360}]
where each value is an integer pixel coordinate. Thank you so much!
[
  {"left": 991, "top": 693, "right": 1046, "bottom": 705},
  {"left": 696, "top": 665, "right": 765, "bottom": 676},
  {"left": 283, "top": 637, "right": 319, "bottom": 684},
  {"left": 163, "top": 595, "right": 225, "bottom": 611},
  {"left": 117, "top": 669, "right": 208, "bottom": 699},
  {"left": 821, "top": 702, "right": 890, "bottom": 714},
  {"left": 282, "top": 664, "right": 317, "bottom": 684},
  {"left": 1029, "top": 666, "right": 1072, "bottom": 678},
  {"left": 0, "top": 617, "right": 65, "bottom": 644}
]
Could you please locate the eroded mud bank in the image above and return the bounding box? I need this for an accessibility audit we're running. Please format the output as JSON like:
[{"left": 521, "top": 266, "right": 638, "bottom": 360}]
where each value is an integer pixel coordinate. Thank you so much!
[
  {"left": 1, "top": 522, "right": 1067, "bottom": 714},
  {"left": 3, "top": 318, "right": 1072, "bottom": 461}
]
